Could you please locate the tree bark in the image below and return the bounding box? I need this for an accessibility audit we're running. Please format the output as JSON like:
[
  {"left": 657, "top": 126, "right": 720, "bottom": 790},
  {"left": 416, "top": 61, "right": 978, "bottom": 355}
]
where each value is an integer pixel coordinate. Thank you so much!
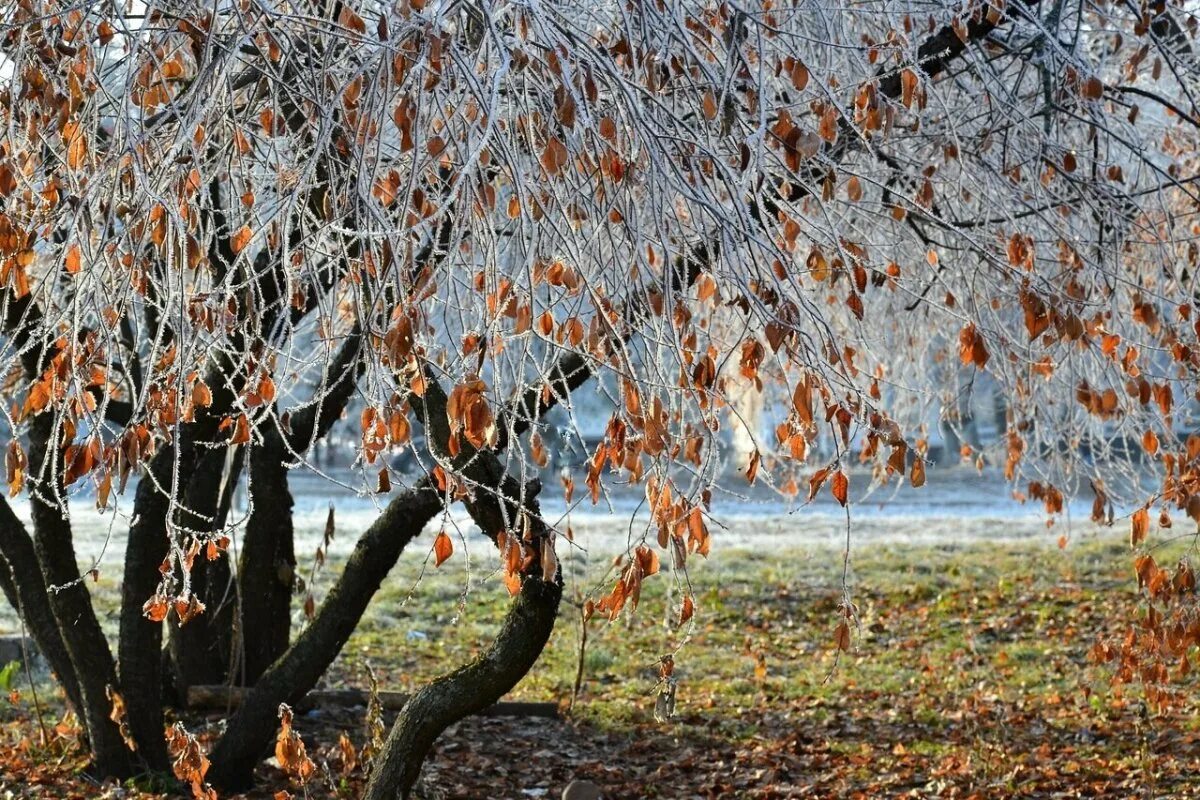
[
  {"left": 117, "top": 443, "right": 189, "bottom": 774},
  {"left": 364, "top": 373, "right": 563, "bottom": 798},
  {"left": 0, "top": 497, "right": 84, "bottom": 715},
  {"left": 27, "top": 414, "right": 142, "bottom": 777},
  {"left": 208, "top": 481, "right": 441, "bottom": 792},
  {"left": 363, "top": 577, "right": 561, "bottom": 800},
  {"left": 237, "top": 428, "right": 296, "bottom": 685},
  {"left": 168, "top": 446, "right": 242, "bottom": 692}
]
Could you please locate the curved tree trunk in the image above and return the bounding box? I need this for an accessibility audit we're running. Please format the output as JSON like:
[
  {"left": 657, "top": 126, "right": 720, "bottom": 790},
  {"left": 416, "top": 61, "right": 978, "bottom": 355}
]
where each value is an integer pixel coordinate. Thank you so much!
[
  {"left": 363, "top": 369, "right": 564, "bottom": 798},
  {"left": 363, "top": 576, "right": 561, "bottom": 799},
  {"left": 208, "top": 482, "right": 440, "bottom": 791},
  {"left": 28, "top": 414, "right": 141, "bottom": 777},
  {"left": 0, "top": 497, "right": 84, "bottom": 716},
  {"left": 238, "top": 428, "right": 297, "bottom": 685}
]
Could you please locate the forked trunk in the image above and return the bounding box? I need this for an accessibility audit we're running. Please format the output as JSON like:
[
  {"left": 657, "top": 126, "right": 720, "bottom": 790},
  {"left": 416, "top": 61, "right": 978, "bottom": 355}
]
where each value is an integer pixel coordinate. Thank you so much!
[{"left": 207, "top": 483, "right": 440, "bottom": 791}]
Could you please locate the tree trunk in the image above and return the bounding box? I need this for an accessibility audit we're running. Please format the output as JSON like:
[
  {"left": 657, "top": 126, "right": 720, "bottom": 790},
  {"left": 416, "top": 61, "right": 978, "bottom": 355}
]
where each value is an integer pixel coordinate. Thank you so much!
[
  {"left": 117, "top": 444, "right": 189, "bottom": 774},
  {"left": 169, "top": 447, "right": 242, "bottom": 692},
  {"left": 28, "top": 414, "right": 141, "bottom": 777},
  {"left": 208, "top": 482, "right": 440, "bottom": 792},
  {"left": 362, "top": 576, "right": 561, "bottom": 800},
  {"left": 238, "top": 428, "right": 296, "bottom": 685},
  {"left": 0, "top": 497, "right": 84, "bottom": 716},
  {"left": 364, "top": 372, "right": 563, "bottom": 799}
]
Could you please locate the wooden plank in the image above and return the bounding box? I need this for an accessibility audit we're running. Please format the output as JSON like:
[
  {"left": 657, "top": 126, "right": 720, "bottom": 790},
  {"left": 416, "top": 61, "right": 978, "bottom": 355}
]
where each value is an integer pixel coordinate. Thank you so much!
[{"left": 186, "top": 685, "right": 559, "bottom": 718}]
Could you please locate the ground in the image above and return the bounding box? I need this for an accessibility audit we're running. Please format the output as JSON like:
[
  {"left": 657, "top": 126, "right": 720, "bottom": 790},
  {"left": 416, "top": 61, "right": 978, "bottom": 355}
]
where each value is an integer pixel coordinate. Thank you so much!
[{"left": 1, "top": 527, "right": 1199, "bottom": 798}]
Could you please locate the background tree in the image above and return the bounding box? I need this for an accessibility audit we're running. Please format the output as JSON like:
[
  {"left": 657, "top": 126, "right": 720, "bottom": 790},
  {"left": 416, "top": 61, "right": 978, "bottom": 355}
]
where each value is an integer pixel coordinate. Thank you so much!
[{"left": 0, "top": 0, "right": 1197, "bottom": 797}]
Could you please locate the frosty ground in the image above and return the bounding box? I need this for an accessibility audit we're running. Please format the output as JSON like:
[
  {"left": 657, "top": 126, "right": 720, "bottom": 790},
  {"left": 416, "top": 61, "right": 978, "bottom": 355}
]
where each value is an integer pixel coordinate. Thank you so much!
[
  {"left": 0, "top": 466, "right": 1107, "bottom": 638},
  {"left": 2, "top": 468, "right": 1198, "bottom": 798}
]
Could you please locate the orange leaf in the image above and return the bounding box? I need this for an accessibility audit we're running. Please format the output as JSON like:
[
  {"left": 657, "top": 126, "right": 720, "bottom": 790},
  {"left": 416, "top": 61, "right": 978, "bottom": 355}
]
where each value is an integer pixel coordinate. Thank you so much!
[
  {"left": 64, "top": 244, "right": 81, "bottom": 274},
  {"left": 231, "top": 225, "right": 252, "bottom": 254},
  {"left": 191, "top": 380, "right": 212, "bottom": 408},
  {"left": 808, "top": 466, "right": 831, "bottom": 502},
  {"left": 818, "top": 106, "right": 838, "bottom": 143},
  {"left": 338, "top": 6, "right": 366, "bottom": 34},
  {"left": 275, "top": 704, "right": 316, "bottom": 784},
  {"left": 229, "top": 413, "right": 250, "bottom": 444},
  {"left": 900, "top": 69, "right": 919, "bottom": 108},
  {"left": 540, "top": 137, "right": 568, "bottom": 176},
  {"left": 910, "top": 458, "right": 926, "bottom": 488},
  {"left": 834, "top": 620, "right": 851, "bottom": 651},
  {"left": 746, "top": 450, "right": 760, "bottom": 485},
  {"left": 958, "top": 324, "right": 989, "bottom": 369},
  {"left": 831, "top": 470, "right": 848, "bottom": 506},
  {"left": 6, "top": 441, "right": 26, "bottom": 497},
  {"left": 1131, "top": 506, "right": 1150, "bottom": 546},
  {"left": 680, "top": 595, "right": 695, "bottom": 625},
  {"left": 540, "top": 535, "right": 558, "bottom": 582},
  {"left": 846, "top": 176, "right": 862, "bottom": 202},
  {"left": 142, "top": 595, "right": 169, "bottom": 622},
  {"left": 434, "top": 530, "right": 453, "bottom": 567}
]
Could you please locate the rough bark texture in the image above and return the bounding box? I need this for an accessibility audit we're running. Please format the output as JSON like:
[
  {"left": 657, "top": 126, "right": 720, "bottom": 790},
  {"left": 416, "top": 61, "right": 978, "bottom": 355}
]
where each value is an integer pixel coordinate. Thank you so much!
[
  {"left": 238, "top": 427, "right": 296, "bottom": 685},
  {"left": 207, "top": 482, "right": 441, "bottom": 791},
  {"left": 169, "top": 447, "right": 242, "bottom": 691},
  {"left": 119, "top": 352, "right": 242, "bottom": 764},
  {"left": 0, "top": 497, "right": 83, "bottom": 714},
  {"left": 117, "top": 443, "right": 188, "bottom": 773},
  {"left": 27, "top": 414, "right": 143, "bottom": 776},
  {"left": 363, "top": 372, "right": 564, "bottom": 798},
  {"left": 362, "top": 577, "right": 562, "bottom": 800}
]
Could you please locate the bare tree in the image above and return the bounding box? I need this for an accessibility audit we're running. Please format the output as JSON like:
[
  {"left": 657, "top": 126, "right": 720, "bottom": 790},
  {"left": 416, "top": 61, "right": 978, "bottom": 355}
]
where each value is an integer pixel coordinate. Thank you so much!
[{"left": 0, "top": 0, "right": 1197, "bottom": 796}]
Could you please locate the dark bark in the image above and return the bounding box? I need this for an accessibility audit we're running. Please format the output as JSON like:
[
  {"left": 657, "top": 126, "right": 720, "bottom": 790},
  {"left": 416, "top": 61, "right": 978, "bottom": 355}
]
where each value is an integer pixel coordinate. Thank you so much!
[
  {"left": 0, "top": 497, "right": 84, "bottom": 714},
  {"left": 285, "top": 327, "right": 364, "bottom": 454},
  {"left": 27, "top": 414, "right": 142, "bottom": 777},
  {"left": 363, "top": 373, "right": 563, "bottom": 798},
  {"left": 117, "top": 342, "right": 260, "bottom": 760},
  {"left": 0, "top": 293, "right": 148, "bottom": 770},
  {"left": 208, "top": 481, "right": 441, "bottom": 792},
  {"left": 226, "top": 330, "right": 367, "bottom": 687},
  {"left": 117, "top": 442, "right": 191, "bottom": 774},
  {"left": 363, "top": 577, "right": 561, "bottom": 799},
  {"left": 237, "top": 428, "right": 297, "bottom": 685},
  {"left": 168, "top": 447, "right": 243, "bottom": 692}
]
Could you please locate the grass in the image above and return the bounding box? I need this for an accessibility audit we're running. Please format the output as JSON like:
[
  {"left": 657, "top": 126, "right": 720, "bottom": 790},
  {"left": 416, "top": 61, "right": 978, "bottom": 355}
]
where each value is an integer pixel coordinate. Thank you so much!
[{"left": 3, "top": 530, "right": 1200, "bottom": 798}]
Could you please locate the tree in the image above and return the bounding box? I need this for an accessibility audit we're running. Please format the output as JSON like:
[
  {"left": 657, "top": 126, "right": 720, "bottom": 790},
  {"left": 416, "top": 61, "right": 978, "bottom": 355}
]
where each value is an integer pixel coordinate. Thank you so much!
[{"left": 0, "top": 0, "right": 1197, "bottom": 796}]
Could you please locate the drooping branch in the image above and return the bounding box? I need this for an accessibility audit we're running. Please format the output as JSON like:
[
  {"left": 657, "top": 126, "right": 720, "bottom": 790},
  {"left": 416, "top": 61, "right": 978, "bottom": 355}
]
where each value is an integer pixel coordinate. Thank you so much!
[{"left": 284, "top": 325, "right": 364, "bottom": 454}]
